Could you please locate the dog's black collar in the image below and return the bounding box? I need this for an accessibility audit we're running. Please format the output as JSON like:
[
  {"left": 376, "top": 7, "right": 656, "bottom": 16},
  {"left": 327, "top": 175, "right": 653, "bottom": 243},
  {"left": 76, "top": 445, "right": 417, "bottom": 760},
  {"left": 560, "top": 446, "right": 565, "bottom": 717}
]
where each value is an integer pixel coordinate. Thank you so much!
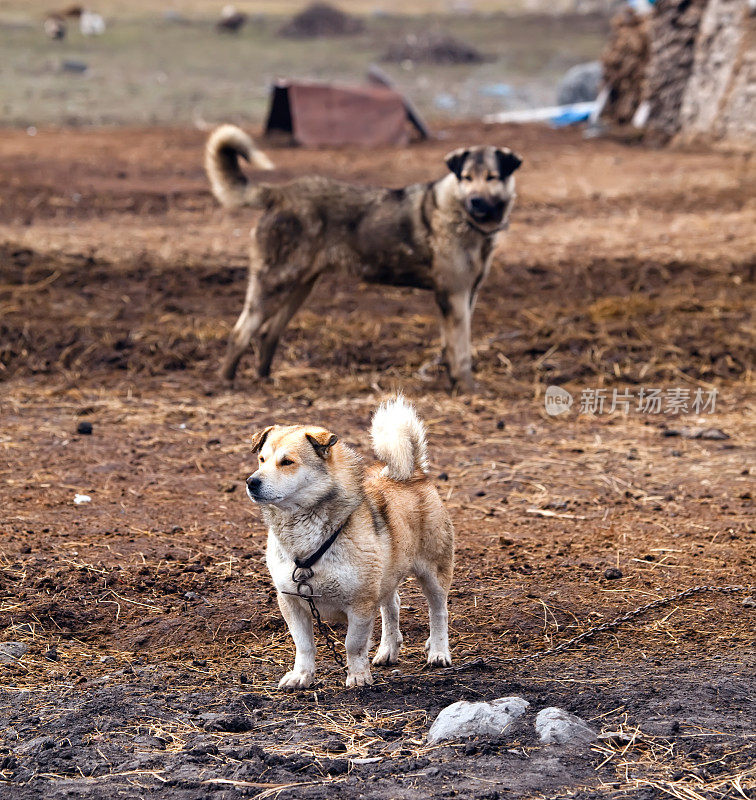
[{"left": 293, "top": 515, "right": 350, "bottom": 572}]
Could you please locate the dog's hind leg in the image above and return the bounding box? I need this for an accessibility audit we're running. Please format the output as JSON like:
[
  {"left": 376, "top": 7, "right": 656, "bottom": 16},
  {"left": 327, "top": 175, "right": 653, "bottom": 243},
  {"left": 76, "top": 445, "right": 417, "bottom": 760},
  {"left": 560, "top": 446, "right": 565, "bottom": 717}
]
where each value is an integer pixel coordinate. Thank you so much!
[
  {"left": 257, "top": 275, "right": 318, "bottom": 378},
  {"left": 372, "top": 591, "right": 403, "bottom": 666},
  {"left": 221, "top": 259, "right": 266, "bottom": 381},
  {"left": 415, "top": 566, "right": 452, "bottom": 667}
]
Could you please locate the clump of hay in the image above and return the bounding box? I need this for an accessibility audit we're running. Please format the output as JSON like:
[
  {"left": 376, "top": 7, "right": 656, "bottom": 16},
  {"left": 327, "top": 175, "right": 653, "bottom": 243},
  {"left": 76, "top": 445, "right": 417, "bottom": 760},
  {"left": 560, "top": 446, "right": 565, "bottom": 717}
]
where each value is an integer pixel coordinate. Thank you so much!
[
  {"left": 380, "top": 32, "right": 488, "bottom": 65},
  {"left": 278, "top": 3, "right": 364, "bottom": 38}
]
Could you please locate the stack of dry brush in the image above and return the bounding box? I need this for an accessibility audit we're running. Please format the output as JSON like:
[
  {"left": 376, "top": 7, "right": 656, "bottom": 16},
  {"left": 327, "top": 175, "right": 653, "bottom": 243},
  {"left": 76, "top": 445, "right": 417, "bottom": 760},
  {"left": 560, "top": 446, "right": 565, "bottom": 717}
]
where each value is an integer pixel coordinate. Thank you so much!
[{"left": 601, "top": 0, "right": 755, "bottom": 145}]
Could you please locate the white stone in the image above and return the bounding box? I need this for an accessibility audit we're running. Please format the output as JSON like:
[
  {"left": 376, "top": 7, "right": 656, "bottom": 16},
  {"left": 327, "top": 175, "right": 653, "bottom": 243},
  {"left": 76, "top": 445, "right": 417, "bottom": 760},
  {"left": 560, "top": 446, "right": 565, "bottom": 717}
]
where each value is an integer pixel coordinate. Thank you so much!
[
  {"left": 535, "top": 707, "right": 597, "bottom": 745},
  {"left": 427, "top": 696, "right": 530, "bottom": 744},
  {"left": 0, "top": 641, "right": 29, "bottom": 664}
]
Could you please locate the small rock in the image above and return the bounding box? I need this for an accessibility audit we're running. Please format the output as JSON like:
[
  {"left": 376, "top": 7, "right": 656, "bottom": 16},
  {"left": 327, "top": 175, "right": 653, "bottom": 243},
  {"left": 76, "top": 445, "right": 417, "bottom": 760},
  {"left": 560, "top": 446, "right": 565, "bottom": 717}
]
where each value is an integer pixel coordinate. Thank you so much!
[
  {"left": 496, "top": 420, "right": 505, "bottom": 430},
  {"left": 222, "top": 484, "right": 236, "bottom": 493},
  {"left": 0, "top": 642, "right": 29, "bottom": 664},
  {"left": 535, "top": 707, "right": 597, "bottom": 745},
  {"left": 186, "top": 742, "right": 219, "bottom": 757},
  {"left": 427, "top": 696, "right": 530, "bottom": 744},
  {"left": 76, "top": 421, "right": 93, "bottom": 435},
  {"left": 61, "top": 60, "right": 88, "bottom": 74},
  {"left": 201, "top": 712, "right": 253, "bottom": 733},
  {"left": 184, "top": 591, "right": 200, "bottom": 601},
  {"left": 134, "top": 735, "right": 166, "bottom": 750},
  {"left": 663, "top": 427, "right": 729, "bottom": 440},
  {"left": 696, "top": 428, "right": 729, "bottom": 440},
  {"left": 437, "top": 472, "right": 449, "bottom": 481},
  {"left": 742, "top": 596, "right": 756, "bottom": 608},
  {"left": 604, "top": 567, "right": 623, "bottom": 580},
  {"left": 44, "top": 647, "right": 59, "bottom": 662}
]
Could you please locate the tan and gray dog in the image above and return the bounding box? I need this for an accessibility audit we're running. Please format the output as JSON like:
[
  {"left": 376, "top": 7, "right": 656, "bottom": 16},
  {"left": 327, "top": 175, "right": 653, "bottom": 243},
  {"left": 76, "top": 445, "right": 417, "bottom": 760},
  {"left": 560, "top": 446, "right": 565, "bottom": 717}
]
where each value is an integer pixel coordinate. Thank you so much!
[
  {"left": 206, "top": 125, "right": 522, "bottom": 390},
  {"left": 245, "top": 397, "right": 454, "bottom": 689}
]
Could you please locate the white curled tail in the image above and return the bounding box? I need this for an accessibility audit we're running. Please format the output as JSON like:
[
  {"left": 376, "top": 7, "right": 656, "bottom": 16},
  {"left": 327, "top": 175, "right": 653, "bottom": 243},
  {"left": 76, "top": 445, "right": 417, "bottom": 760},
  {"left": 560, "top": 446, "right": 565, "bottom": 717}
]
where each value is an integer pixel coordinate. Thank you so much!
[
  {"left": 371, "top": 396, "right": 429, "bottom": 481},
  {"left": 204, "top": 124, "right": 274, "bottom": 208}
]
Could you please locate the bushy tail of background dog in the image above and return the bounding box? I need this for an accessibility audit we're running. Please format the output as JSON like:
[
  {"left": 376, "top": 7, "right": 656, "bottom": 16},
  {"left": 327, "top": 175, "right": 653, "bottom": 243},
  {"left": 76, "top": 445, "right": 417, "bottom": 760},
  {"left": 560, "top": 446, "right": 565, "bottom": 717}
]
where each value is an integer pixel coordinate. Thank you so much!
[
  {"left": 371, "top": 396, "right": 430, "bottom": 481},
  {"left": 204, "top": 124, "right": 275, "bottom": 208}
]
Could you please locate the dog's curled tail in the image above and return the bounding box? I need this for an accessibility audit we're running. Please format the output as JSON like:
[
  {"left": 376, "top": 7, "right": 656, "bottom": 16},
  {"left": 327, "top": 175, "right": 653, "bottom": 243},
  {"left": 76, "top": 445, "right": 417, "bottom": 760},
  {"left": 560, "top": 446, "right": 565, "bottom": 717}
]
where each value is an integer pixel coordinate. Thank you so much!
[
  {"left": 371, "top": 396, "right": 429, "bottom": 481},
  {"left": 204, "top": 124, "right": 275, "bottom": 209}
]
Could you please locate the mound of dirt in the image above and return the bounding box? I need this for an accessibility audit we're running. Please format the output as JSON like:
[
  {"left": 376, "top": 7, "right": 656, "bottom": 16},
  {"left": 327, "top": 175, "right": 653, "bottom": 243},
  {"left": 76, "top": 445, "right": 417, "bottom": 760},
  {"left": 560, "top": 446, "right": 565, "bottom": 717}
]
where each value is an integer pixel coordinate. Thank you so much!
[
  {"left": 600, "top": 7, "right": 650, "bottom": 125},
  {"left": 277, "top": 2, "right": 364, "bottom": 38},
  {"left": 380, "top": 32, "right": 488, "bottom": 65}
]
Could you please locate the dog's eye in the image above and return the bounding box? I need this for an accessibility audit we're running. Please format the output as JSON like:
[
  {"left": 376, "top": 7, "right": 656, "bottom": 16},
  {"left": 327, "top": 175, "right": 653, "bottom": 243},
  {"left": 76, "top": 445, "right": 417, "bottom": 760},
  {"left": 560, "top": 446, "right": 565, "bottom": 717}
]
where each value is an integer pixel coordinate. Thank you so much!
[
  {"left": 461, "top": 175, "right": 472, "bottom": 182},
  {"left": 259, "top": 456, "right": 265, "bottom": 463},
  {"left": 280, "top": 457, "right": 294, "bottom": 467},
  {"left": 486, "top": 174, "right": 498, "bottom": 181}
]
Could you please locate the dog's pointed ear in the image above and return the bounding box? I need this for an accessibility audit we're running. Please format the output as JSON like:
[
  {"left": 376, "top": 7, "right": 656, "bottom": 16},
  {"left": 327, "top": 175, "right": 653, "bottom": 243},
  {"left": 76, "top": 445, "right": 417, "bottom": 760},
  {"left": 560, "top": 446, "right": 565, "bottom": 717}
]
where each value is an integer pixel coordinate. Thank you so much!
[
  {"left": 445, "top": 148, "right": 470, "bottom": 179},
  {"left": 251, "top": 425, "right": 275, "bottom": 454},
  {"left": 495, "top": 148, "right": 522, "bottom": 179},
  {"left": 306, "top": 430, "right": 339, "bottom": 459}
]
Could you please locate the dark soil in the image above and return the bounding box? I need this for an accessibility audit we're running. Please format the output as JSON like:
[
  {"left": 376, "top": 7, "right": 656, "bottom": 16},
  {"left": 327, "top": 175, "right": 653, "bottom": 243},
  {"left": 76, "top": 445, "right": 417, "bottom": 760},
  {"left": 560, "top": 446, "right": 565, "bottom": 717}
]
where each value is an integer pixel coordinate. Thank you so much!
[{"left": 0, "top": 121, "right": 754, "bottom": 799}]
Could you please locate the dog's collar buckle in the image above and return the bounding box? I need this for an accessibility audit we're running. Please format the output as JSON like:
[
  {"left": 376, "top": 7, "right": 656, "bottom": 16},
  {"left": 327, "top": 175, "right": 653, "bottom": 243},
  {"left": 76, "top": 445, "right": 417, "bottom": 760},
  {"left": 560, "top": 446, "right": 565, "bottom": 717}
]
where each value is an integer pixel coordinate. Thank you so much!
[{"left": 291, "top": 565, "right": 314, "bottom": 585}]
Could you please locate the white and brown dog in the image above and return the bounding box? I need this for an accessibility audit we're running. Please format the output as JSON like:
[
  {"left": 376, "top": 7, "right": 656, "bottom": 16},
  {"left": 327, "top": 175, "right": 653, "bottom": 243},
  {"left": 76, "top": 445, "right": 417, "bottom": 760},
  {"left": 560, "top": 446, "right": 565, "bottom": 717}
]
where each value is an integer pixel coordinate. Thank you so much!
[{"left": 245, "top": 397, "right": 454, "bottom": 689}]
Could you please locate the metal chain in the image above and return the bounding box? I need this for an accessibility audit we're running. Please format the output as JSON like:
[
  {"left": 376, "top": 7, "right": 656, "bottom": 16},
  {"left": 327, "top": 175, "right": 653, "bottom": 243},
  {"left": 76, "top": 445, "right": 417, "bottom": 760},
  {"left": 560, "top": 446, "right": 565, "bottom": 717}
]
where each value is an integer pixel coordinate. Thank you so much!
[
  {"left": 448, "top": 584, "right": 749, "bottom": 672},
  {"left": 283, "top": 566, "right": 345, "bottom": 668}
]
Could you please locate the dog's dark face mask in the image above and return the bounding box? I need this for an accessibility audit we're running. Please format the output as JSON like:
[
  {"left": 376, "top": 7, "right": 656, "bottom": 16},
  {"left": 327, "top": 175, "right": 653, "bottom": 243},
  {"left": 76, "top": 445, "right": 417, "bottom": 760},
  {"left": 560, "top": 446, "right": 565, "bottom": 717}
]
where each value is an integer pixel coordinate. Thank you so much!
[{"left": 445, "top": 146, "right": 522, "bottom": 231}]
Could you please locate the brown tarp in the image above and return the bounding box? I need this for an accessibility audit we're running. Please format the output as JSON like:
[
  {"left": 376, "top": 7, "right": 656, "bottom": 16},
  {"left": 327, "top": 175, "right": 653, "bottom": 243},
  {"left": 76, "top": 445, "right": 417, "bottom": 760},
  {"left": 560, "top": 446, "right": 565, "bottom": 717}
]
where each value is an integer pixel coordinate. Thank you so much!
[{"left": 264, "top": 80, "right": 414, "bottom": 147}]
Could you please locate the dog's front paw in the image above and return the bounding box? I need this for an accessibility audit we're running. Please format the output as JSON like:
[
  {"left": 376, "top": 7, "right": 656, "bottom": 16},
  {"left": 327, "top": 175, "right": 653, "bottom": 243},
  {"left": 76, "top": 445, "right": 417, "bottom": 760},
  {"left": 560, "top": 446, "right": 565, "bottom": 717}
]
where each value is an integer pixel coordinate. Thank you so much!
[
  {"left": 278, "top": 669, "right": 314, "bottom": 690},
  {"left": 450, "top": 372, "right": 476, "bottom": 394},
  {"left": 426, "top": 649, "right": 452, "bottom": 667},
  {"left": 372, "top": 642, "right": 400, "bottom": 666},
  {"left": 345, "top": 668, "right": 374, "bottom": 688}
]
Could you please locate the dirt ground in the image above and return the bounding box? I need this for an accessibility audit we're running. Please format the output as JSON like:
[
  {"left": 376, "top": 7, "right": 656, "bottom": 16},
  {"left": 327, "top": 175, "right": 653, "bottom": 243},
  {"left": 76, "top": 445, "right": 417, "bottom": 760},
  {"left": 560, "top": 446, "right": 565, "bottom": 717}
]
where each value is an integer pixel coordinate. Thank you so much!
[{"left": 0, "top": 122, "right": 754, "bottom": 800}]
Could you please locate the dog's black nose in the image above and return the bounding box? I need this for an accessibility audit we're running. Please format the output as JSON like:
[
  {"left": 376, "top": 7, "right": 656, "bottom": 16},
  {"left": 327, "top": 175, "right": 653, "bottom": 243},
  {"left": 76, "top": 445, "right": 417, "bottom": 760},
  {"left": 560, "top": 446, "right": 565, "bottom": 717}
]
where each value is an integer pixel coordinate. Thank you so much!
[
  {"left": 469, "top": 196, "right": 489, "bottom": 213},
  {"left": 246, "top": 476, "right": 261, "bottom": 493}
]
